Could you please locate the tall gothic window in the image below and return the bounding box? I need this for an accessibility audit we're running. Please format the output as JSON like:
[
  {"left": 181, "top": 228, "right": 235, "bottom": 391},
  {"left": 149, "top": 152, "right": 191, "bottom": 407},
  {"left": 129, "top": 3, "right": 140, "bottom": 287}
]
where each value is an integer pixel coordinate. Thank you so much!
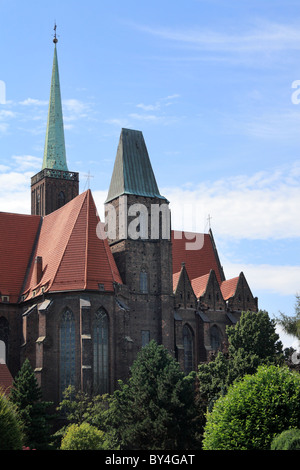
[
  {"left": 59, "top": 309, "right": 76, "bottom": 399},
  {"left": 93, "top": 309, "right": 109, "bottom": 395},
  {"left": 140, "top": 270, "right": 148, "bottom": 293},
  {"left": 210, "top": 325, "right": 221, "bottom": 350},
  {"left": 183, "top": 324, "right": 194, "bottom": 374}
]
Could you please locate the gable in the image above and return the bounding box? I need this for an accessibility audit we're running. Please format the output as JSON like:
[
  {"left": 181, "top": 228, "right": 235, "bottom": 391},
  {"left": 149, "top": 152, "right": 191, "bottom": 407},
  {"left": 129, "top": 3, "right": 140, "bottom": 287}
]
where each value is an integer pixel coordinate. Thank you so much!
[{"left": 22, "top": 190, "right": 122, "bottom": 300}]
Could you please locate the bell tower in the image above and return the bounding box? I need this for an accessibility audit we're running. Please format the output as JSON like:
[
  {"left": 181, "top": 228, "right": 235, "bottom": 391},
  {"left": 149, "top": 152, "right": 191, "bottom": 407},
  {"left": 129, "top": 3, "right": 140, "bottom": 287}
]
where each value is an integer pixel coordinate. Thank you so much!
[
  {"left": 31, "top": 26, "right": 79, "bottom": 216},
  {"left": 105, "top": 128, "right": 174, "bottom": 353}
]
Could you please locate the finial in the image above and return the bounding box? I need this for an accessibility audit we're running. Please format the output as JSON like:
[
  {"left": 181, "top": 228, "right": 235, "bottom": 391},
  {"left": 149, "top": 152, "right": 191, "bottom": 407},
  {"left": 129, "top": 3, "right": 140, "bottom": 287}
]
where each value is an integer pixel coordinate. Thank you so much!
[{"left": 53, "top": 23, "right": 58, "bottom": 44}]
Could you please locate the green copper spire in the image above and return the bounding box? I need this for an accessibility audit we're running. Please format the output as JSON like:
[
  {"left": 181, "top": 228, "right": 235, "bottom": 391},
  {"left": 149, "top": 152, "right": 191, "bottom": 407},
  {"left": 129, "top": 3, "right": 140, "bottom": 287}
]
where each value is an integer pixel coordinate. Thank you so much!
[
  {"left": 106, "top": 128, "right": 167, "bottom": 203},
  {"left": 42, "top": 34, "right": 68, "bottom": 171}
]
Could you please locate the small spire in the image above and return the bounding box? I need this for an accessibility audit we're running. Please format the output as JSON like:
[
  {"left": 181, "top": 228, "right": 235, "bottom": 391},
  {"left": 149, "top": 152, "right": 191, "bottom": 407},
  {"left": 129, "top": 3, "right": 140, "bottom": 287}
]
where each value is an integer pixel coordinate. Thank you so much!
[{"left": 42, "top": 27, "right": 68, "bottom": 171}]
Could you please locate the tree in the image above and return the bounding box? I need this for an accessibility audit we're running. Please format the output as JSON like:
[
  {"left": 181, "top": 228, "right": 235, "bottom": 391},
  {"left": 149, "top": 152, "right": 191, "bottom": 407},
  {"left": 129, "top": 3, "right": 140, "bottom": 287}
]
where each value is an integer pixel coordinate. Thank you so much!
[
  {"left": 9, "top": 359, "right": 53, "bottom": 450},
  {"left": 276, "top": 294, "right": 300, "bottom": 340},
  {"left": 271, "top": 428, "right": 300, "bottom": 450},
  {"left": 198, "top": 310, "right": 283, "bottom": 409},
  {"left": 57, "top": 385, "right": 107, "bottom": 428},
  {"left": 202, "top": 365, "right": 300, "bottom": 450},
  {"left": 0, "top": 392, "right": 23, "bottom": 450},
  {"left": 104, "top": 340, "right": 199, "bottom": 450},
  {"left": 60, "top": 422, "right": 106, "bottom": 450}
]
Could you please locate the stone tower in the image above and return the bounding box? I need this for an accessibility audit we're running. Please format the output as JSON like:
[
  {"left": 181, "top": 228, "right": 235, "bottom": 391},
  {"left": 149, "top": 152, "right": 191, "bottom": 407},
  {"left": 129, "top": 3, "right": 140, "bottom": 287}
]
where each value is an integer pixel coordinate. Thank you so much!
[
  {"left": 105, "top": 129, "right": 175, "bottom": 357},
  {"left": 31, "top": 37, "right": 79, "bottom": 216}
]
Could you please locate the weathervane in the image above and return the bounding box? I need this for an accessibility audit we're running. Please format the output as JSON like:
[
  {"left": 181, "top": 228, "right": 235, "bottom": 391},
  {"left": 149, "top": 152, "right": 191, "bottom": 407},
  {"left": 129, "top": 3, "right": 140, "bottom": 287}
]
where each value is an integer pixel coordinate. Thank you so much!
[{"left": 53, "top": 23, "right": 58, "bottom": 44}]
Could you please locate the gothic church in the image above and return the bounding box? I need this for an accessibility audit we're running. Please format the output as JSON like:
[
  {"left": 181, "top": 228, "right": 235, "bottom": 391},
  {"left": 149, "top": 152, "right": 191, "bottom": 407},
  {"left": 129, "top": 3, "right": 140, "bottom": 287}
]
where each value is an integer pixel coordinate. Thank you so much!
[{"left": 0, "top": 39, "right": 258, "bottom": 405}]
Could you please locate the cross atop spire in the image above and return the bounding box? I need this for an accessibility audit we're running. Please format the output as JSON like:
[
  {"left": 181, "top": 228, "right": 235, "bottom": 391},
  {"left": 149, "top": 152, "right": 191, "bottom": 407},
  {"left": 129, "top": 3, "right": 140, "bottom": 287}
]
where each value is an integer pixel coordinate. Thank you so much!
[
  {"left": 53, "top": 23, "right": 58, "bottom": 44},
  {"left": 42, "top": 27, "right": 68, "bottom": 171}
]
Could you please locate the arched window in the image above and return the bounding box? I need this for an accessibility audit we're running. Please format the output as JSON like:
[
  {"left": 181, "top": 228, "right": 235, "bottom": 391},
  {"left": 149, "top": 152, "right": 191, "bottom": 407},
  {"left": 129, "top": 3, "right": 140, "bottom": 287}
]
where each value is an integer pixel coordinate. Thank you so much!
[
  {"left": 59, "top": 309, "right": 76, "bottom": 399},
  {"left": 58, "top": 191, "right": 66, "bottom": 208},
  {"left": 183, "top": 324, "right": 194, "bottom": 374},
  {"left": 140, "top": 270, "right": 148, "bottom": 293},
  {"left": 0, "top": 317, "right": 9, "bottom": 364},
  {"left": 93, "top": 309, "right": 109, "bottom": 394},
  {"left": 210, "top": 325, "right": 221, "bottom": 350}
]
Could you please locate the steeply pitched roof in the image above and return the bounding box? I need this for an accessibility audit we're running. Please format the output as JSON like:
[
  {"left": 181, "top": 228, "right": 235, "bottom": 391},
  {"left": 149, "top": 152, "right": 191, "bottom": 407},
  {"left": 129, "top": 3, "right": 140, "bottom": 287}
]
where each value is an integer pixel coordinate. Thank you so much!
[
  {"left": 0, "top": 212, "right": 41, "bottom": 303},
  {"left": 106, "top": 128, "right": 167, "bottom": 202},
  {"left": 23, "top": 190, "right": 122, "bottom": 300},
  {"left": 42, "top": 44, "right": 68, "bottom": 171},
  {"left": 172, "top": 230, "right": 225, "bottom": 285}
]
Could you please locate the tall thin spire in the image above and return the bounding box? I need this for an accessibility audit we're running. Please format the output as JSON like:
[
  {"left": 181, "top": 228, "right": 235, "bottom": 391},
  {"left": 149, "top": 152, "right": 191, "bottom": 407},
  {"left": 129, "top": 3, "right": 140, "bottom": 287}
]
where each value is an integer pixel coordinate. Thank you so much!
[{"left": 42, "top": 25, "right": 68, "bottom": 171}]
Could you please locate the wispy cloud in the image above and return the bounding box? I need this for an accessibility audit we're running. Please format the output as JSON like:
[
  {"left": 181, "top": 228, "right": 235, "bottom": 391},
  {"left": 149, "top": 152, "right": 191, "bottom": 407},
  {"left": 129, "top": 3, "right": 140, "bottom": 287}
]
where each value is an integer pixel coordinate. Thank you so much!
[
  {"left": 132, "top": 20, "right": 300, "bottom": 53},
  {"left": 165, "top": 161, "right": 300, "bottom": 240},
  {"left": 106, "top": 94, "right": 181, "bottom": 128}
]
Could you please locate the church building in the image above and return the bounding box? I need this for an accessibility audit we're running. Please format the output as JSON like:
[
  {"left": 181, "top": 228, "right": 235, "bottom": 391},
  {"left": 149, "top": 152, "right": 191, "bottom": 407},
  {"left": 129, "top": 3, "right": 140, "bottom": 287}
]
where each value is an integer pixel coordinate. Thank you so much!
[{"left": 0, "top": 38, "right": 258, "bottom": 405}]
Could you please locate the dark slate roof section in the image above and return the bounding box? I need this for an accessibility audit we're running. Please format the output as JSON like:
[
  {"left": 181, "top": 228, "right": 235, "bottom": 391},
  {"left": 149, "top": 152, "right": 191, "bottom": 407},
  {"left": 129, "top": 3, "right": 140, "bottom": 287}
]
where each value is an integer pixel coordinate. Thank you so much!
[{"left": 106, "top": 128, "right": 167, "bottom": 202}]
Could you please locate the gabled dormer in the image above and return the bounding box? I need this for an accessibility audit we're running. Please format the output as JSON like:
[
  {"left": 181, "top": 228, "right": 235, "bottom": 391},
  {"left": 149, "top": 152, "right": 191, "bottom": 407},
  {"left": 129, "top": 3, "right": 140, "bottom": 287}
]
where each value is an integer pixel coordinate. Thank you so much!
[{"left": 193, "top": 269, "right": 226, "bottom": 311}]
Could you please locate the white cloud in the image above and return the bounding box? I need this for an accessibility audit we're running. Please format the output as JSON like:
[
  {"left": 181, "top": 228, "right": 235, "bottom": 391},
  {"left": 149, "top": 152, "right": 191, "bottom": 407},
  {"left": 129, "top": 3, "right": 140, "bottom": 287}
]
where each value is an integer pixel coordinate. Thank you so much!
[
  {"left": 165, "top": 162, "right": 300, "bottom": 240},
  {"left": 12, "top": 155, "right": 42, "bottom": 171},
  {"left": 19, "top": 98, "right": 48, "bottom": 106},
  {"left": 132, "top": 20, "right": 300, "bottom": 54}
]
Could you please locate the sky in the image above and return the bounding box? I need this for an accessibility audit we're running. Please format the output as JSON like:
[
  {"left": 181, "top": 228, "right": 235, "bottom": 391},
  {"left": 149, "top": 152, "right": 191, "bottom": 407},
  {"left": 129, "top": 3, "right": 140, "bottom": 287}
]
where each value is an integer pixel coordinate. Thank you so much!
[{"left": 0, "top": 0, "right": 299, "bottom": 348}]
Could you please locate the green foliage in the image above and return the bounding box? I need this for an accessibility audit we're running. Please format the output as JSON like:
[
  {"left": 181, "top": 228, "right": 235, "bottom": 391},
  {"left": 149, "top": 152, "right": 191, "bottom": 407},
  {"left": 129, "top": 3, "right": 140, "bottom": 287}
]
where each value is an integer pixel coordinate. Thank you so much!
[
  {"left": 202, "top": 365, "right": 300, "bottom": 450},
  {"left": 60, "top": 422, "right": 106, "bottom": 450},
  {"left": 271, "top": 428, "right": 300, "bottom": 450},
  {"left": 10, "top": 359, "right": 54, "bottom": 450},
  {"left": 198, "top": 310, "right": 283, "bottom": 409},
  {"left": 0, "top": 392, "right": 23, "bottom": 450},
  {"left": 57, "top": 385, "right": 107, "bottom": 428},
  {"left": 277, "top": 294, "right": 300, "bottom": 340},
  {"left": 104, "top": 340, "right": 199, "bottom": 450},
  {"left": 227, "top": 310, "right": 283, "bottom": 361}
]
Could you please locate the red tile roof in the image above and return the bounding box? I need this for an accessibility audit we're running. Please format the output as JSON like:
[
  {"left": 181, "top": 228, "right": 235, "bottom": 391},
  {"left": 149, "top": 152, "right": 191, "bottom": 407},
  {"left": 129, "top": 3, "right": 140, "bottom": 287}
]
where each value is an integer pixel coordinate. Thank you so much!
[
  {"left": 0, "top": 363, "right": 13, "bottom": 396},
  {"left": 0, "top": 212, "right": 41, "bottom": 303},
  {"left": 221, "top": 277, "right": 239, "bottom": 300},
  {"left": 22, "top": 190, "right": 122, "bottom": 299},
  {"left": 191, "top": 272, "right": 211, "bottom": 298},
  {"left": 172, "top": 230, "right": 224, "bottom": 285}
]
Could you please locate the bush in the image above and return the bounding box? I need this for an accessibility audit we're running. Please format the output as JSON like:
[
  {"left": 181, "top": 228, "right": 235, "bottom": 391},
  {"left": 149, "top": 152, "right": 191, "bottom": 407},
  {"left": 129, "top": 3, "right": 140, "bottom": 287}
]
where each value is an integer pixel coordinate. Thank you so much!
[
  {"left": 202, "top": 365, "right": 300, "bottom": 450},
  {"left": 271, "top": 429, "right": 300, "bottom": 450},
  {"left": 0, "top": 392, "right": 23, "bottom": 450},
  {"left": 60, "top": 422, "right": 106, "bottom": 450}
]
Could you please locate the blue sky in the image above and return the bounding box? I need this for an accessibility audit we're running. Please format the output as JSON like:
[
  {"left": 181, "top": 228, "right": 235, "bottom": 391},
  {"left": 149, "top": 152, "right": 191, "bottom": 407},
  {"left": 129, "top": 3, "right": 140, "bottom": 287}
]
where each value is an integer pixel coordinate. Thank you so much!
[{"left": 1, "top": 0, "right": 300, "bottom": 348}]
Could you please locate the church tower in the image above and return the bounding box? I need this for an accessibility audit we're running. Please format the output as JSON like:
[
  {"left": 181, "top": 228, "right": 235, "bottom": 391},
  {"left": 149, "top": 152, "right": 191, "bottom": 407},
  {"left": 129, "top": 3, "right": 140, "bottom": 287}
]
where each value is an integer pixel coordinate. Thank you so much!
[
  {"left": 105, "top": 128, "right": 175, "bottom": 355},
  {"left": 31, "top": 30, "right": 79, "bottom": 216}
]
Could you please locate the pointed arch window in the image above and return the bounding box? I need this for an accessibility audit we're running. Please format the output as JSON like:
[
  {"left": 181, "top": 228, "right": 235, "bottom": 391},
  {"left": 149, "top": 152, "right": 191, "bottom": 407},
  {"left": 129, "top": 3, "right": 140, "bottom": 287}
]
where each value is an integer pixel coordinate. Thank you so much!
[
  {"left": 183, "top": 324, "right": 194, "bottom": 374},
  {"left": 210, "top": 325, "right": 221, "bottom": 350},
  {"left": 140, "top": 270, "right": 148, "bottom": 293},
  {"left": 59, "top": 309, "right": 76, "bottom": 399},
  {"left": 58, "top": 191, "right": 66, "bottom": 208},
  {"left": 93, "top": 309, "right": 109, "bottom": 394}
]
